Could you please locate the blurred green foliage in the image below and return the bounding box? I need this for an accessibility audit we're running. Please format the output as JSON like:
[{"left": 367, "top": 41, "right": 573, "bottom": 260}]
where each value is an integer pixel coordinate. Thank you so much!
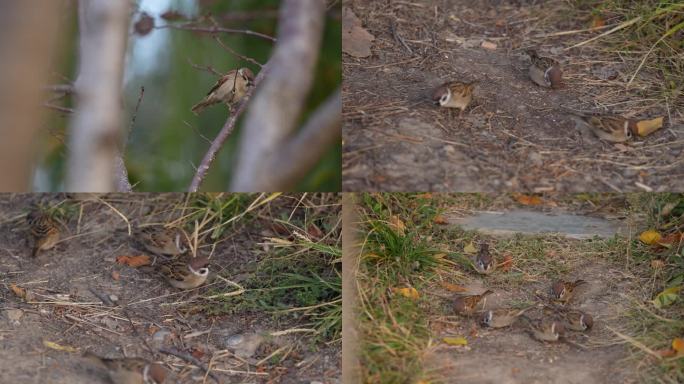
[{"left": 40, "top": 0, "right": 340, "bottom": 191}]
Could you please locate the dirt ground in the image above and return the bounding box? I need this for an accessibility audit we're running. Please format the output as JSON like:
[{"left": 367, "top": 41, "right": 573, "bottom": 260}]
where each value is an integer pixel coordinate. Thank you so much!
[
  {"left": 342, "top": 0, "right": 684, "bottom": 192},
  {"left": 422, "top": 204, "right": 648, "bottom": 383},
  {"left": 0, "top": 194, "right": 340, "bottom": 384}
]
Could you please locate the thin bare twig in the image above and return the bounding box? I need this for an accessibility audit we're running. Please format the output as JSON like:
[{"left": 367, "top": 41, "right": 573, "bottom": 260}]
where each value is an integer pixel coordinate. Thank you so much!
[
  {"left": 159, "top": 346, "right": 221, "bottom": 384},
  {"left": 156, "top": 24, "right": 276, "bottom": 43}
]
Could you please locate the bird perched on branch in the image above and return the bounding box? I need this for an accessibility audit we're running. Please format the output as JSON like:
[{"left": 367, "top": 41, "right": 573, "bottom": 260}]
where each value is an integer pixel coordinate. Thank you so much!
[
  {"left": 431, "top": 80, "right": 477, "bottom": 117},
  {"left": 27, "top": 209, "right": 60, "bottom": 258},
  {"left": 526, "top": 49, "right": 563, "bottom": 89},
  {"left": 83, "top": 351, "right": 168, "bottom": 384},
  {"left": 191, "top": 67, "right": 255, "bottom": 114}
]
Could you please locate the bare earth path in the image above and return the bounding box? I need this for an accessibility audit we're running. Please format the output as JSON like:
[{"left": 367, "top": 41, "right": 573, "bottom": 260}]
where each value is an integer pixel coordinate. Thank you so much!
[{"left": 343, "top": 0, "right": 684, "bottom": 192}]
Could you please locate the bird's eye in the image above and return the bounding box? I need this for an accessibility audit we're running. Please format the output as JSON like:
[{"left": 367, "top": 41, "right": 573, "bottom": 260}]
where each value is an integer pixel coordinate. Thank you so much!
[
  {"left": 199, "top": 268, "right": 209, "bottom": 275},
  {"left": 440, "top": 95, "right": 448, "bottom": 103}
]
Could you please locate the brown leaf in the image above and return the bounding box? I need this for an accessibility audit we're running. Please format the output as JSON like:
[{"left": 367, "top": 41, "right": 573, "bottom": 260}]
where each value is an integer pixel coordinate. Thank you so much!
[
  {"left": 307, "top": 224, "right": 324, "bottom": 239},
  {"left": 342, "top": 7, "right": 374, "bottom": 57},
  {"left": 514, "top": 194, "right": 543, "bottom": 206},
  {"left": 433, "top": 215, "right": 448, "bottom": 225},
  {"left": 481, "top": 41, "right": 497, "bottom": 50},
  {"left": 499, "top": 253, "right": 513, "bottom": 272},
  {"left": 160, "top": 10, "right": 185, "bottom": 21},
  {"left": 116, "top": 255, "right": 152, "bottom": 267},
  {"left": 656, "top": 348, "right": 676, "bottom": 357},
  {"left": 591, "top": 15, "right": 605, "bottom": 28},
  {"left": 657, "top": 233, "right": 683, "bottom": 247},
  {"left": 415, "top": 193, "right": 433, "bottom": 199},
  {"left": 111, "top": 270, "right": 121, "bottom": 281},
  {"left": 441, "top": 282, "right": 468, "bottom": 292},
  {"left": 389, "top": 215, "right": 406, "bottom": 235},
  {"left": 10, "top": 283, "right": 26, "bottom": 299},
  {"left": 191, "top": 347, "right": 205, "bottom": 359},
  {"left": 650, "top": 259, "right": 665, "bottom": 270}
]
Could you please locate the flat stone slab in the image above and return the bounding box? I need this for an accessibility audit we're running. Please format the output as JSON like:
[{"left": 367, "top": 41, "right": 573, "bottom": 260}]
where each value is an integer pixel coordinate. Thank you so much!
[{"left": 447, "top": 210, "right": 626, "bottom": 239}]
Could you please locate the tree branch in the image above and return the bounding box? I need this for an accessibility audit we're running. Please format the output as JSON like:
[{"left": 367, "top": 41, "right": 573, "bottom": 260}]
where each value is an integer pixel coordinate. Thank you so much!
[
  {"left": 156, "top": 24, "right": 276, "bottom": 43},
  {"left": 187, "top": 64, "right": 271, "bottom": 192},
  {"left": 264, "top": 89, "right": 341, "bottom": 190},
  {"left": 66, "top": 0, "right": 131, "bottom": 191},
  {"left": 231, "top": 0, "right": 326, "bottom": 191}
]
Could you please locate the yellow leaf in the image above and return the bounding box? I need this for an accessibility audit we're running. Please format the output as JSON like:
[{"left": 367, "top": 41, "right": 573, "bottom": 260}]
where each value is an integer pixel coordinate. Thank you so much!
[
  {"left": 672, "top": 338, "right": 684, "bottom": 355},
  {"left": 463, "top": 242, "right": 477, "bottom": 254},
  {"left": 392, "top": 287, "right": 420, "bottom": 299},
  {"left": 433, "top": 253, "right": 447, "bottom": 260},
  {"left": 652, "top": 286, "right": 681, "bottom": 308},
  {"left": 514, "top": 194, "right": 543, "bottom": 206},
  {"left": 440, "top": 282, "right": 468, "bottom": 292},
  {"left": 635, "top": 117, "right": 663, "bottom": 137},
  {"left": 639, "top": 230, "right": 662, "bottom": 245},
  {"left": 443, "top": 336, "right": 468, "bottom": 346},
  {"left": 43, "top": 340, "right": 78, "bottom": 353},
  {"left": 433, "top": 215, "right": 448, "bottom": 225},
  {"left": 591, "top": 15, "right": 605, "bottom": 28}
]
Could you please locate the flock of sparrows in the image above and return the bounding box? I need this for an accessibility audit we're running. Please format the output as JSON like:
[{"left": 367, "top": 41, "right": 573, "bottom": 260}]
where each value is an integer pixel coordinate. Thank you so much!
[
  {"left": 432, "top": 49, "right": 640, "bottom": 143},
  {"left": 191, "top": 67, "right": 255, "bottom": 115},
  {"left": 27, "top": 208, "right": 211, "bottom": 290},
  {"left": 25, "top": 208, "right": 214, "bottom": 383},
  {"left": 452, "top": 242, "right": 594, "bottom": 345}
]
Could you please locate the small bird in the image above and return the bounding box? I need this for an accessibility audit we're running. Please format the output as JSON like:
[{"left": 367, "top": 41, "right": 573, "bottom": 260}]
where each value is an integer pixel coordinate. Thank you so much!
[
  {"left": 551, "top": 279, "right": 587, "bottom": 303},
  {"left": 431, "top": 80, "right": 477, "bottom": 117},
  {"left": 27, "top": 210, "right": 60, "bottom": 258},
  {"left": 562, "top": 310, "right": 594, "bottom": 332},
  {"left": 526, "top": 49, "right": 563, "bottom": 89},
  {"left": 454, "top": 290, "right": 494, "bottom": 315},
  {"left": 473, "top": 242, "right": 495, "bottom": 275},
  {"left": 153, "top": 255, "right": 210, "bottom": 289},
  {"left": 134, "top": 226, "right": 186, "bottom": 257},
  {"left": 568, "top": 114, "right": 637, "bottom": 143},
  {"left": 525, "top": 317, "right": 565, "bottom": 342},
  {"left": 83, "top": 351, "right": 168, "bottom": 384},
  {"left": 191, "top": 67, "right": 255, "bottom": 114},
  {"left": 480, "top": 306, "right": 532, "bottom": 328}
]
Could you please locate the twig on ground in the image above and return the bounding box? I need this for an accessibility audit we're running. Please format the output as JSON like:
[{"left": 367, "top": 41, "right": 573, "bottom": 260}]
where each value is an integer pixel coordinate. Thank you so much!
[{"left": 159, "top": 346, "right": 221, "bottom": 384}]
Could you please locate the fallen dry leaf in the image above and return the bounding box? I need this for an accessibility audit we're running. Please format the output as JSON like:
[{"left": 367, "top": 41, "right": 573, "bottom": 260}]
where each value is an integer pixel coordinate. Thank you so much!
[
  {"left": 392, "top": 287, "right": 420, "bottom": 299},
  {"left": 514, "top": 194, "right": 543, "bottom": 206},
  {"left": 650, "top": 259, "right": 665, "bottom": 270},
  {"left": 500, "top": 253, "right": 513, "bottom": 272},
  {"left": 656, "top": 348, "right": 676, "bottom": 357},
  {"left": 591, "top": 15, "right": 605, "bottom": 28},
  {"left": 115, "top": 255, "right": 152, "bottom": 267},
  {"left": 463, "top": 242, "right": 477, "bottom": 254},
  {"left": 415, "top": 193, "right": 433, "bottom": 199},
  {"left": 43, "top": 340, "right": 78, "bottom": 353},
  {"left": 9, "top": 283, "right": 26, "bottom": 299},
  {"left": 342, "top": 7, "right": 374, "bottom": 57},
  {"left": 443, "top": 336, "right": 468, "bottom": 346},
  {"left": 191, "top": 347, "right": 205, "bottom": 359},
  {"left": 673, "top": 338, "right": 684, "bottom": 355},
  {"left": 635, "top": 117, "right": 664, "bottom": 137},
  {"left": 639, "top": 229, "right": 662, "bottom": 245},
  {"left": 658, "top": 233, "right": 683, "bottom": 247},
  {"left": 389, "top": 215, "right": 406, "bottom": 235},
  {"left": 481, "top": 40, "right": 497, "bottom": 50},
  {"left": 433, "top": 253, "right": 447, "bottom": 260},
  {"left": 441, "top": 282, "right": 468, "bottom": 292},
  {"left": 307, "top": 224, "right": 324, "bottom": 239},
  {"left": 433, "top": 215, "right": 448, "bottom": 225}
]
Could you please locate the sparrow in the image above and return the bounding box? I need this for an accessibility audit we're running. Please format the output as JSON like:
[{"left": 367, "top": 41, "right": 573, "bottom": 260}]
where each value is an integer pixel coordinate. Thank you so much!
[
  {"left": 473, "top": 242, "right": 495, "bottom": 275},
  {"left": 191, "top": 67, "right": 255, "bottom": 114},
  {"left": 568, "top": 114, "right": 637, "bottom": 143},
  {"left": 152, "top": 255, "right": 210, "bottom": 289},
  {"left": 453, "top": 290, "right": 493, "bottom": 315},
  {"left": 134, "top": 226, "right": 186, "bottom": 257},
  {"left": 562, "top": 310, "right": 594, "bottom": 332},
  {"left": 551, "top": 279, "right": 587, "bottom": 303},
  {"left": 526, "top": 49, "right": 563, "bottom": 89},
  {"left": 26, "top": 210, "right": 60, "bottom": 258},
  {"left": 83, "top": 351, "right": 168, "bottom": 384},
  {"left": 431, "top": 80, "right": 477, "bottom": 117},
  {"left": 524, "top": 317, "right": 565, "bottom": 342},
  {"left": 480, "top": 306, "right": 532, "bottom": 328}
]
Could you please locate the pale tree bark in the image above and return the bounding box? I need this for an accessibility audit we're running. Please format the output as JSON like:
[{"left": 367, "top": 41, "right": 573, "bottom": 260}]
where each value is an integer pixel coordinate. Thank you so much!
[
  {"left": 231, "top": 0, "right": 337, "bottom": 191},
  {"left": 66, "top": 0, "right": 131, "bottom": 192},
  {"left": 0, "top": 1, "right": 63, "bottom": 191}
]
